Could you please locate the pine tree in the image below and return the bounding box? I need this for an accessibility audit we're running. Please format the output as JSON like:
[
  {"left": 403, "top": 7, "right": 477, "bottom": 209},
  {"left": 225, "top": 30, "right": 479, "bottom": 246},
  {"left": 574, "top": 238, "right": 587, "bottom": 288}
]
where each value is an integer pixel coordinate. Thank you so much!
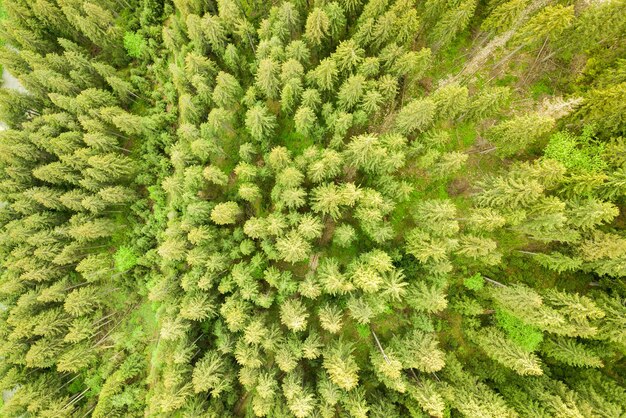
[
  {"left": 310, "top": 58, "right": 338, "bottom": 91},
  {"left": 281, "top": 79, "right": 303, "bottom": 114},
  {"left": 211, "top": 202, "right": 242, "bottom": 225},
  {"left": 280, "top": 298, "right": 309, "bottom": 332},
  {"left": 332, "top": 224, "right": 356, "bottom": 247},
  {"left": 429, "top": 0, "right": 477, "bottom": 50},
  {"left": 57, "top": 343, "right": 96, "bottom": 372},
  {"left": 238, "top": 182, "right": 262, "bottom": 203},
  {"left": 255, "top": 58, "right": 281, "bottom": 99},
  {"left": 204, "top": 165, "right": 230, "bottom": 186},
  {"left": 192, "top": 350, "right": 233, "bottom": 396},
  {"left": 395, "top": 98, "right": 435, "bottom": 134},
  {"left": 577, "top": 83, "right": 626, "bottom": 137},
  {"left": 66, "top": 216, "right": 117, "bottom": 242},
  {"left": 276, "top": 231, "right": 312, "bottom": 263},
  {"left": 305, "top": 8, "right": 330, "bottom": 46},
  {"left": 86, "top": 153, "right": 135, "bottom": 181},
  {"left": 406, "top": 229, "right": 457, "bottom": 264},
  {"left": 202, "top": 14, "right": 227, "bottom": 52},
  {"left": 431, "top": 82, "right": 469, "bottom": 121},
  {"left": 311, "top": 183, "right": 347, "bottom": 220},
  {"left": 337, "top": 74, "right": 367, "bottom": 110},
  {"left": 541, "top": 336, "right": 603, "bottom": 368},
  {"left": 513, "top": 5, "right": 575, "bottom": 48},
  {"left": 533, "top": 252, "right": 583, "bottom": 273},
  {"left": 294, "top": 106, "right": 317, "bottom": 137},
  {"left": 475, "top": 173, "right": 544, "bottom": 209},
  {"left": 212, "top": 71, "right": 243, "bottom": 108},
  {"left": 317, "top": 257, "right": 353, "bottom": 295},
  {"left": 456, "top": 235, "right": 501, "bottom": 265},
  {"left": 391, "top": 329, "right": 445, "bottom": 373},
  {"left": 319, "top": 304, "right": 344, "bottom": 333},
  {"left": 297, "top": 214, "right": 323, "bottom": 240},
  {"left": 323, "top": 340, "right": 360, "bottom": 391},
  {"left": 578, "top": 231, "right": 626, "bottom": 277},
  {"left": 467, "top": 86, "right": 511, "bottom": 120},
  {"left": 180, "top": 293, "right": 216, "bottom": 321},
  {"left": 245, "top": 103, "right": 277, "bottom": 143},
  {"left": 391, "top": 48, "right": 432, "bottom": 80},
  {"left": 332, "top": 40, "right": 364, "bottom": 74},
  {"left": 406, "top": 281, "right": 448, "bottom": 313},
  {"left": 381, "top": 269, "right": 408, "bottom": 302},
  {"left": 283, "top": 376, "right": 317, "bottom": 418},
  {"left": 281, "top": 59, "right": 305, "bottom": 83},
  {"left": 407, "top": 380, "right": 446, "bottom": 418},
  {"left": 472, "top": 327, "right": 543, "bottom": 375},
  {"left": 486, "top": 114, "right": 555, "bottom": 157}
]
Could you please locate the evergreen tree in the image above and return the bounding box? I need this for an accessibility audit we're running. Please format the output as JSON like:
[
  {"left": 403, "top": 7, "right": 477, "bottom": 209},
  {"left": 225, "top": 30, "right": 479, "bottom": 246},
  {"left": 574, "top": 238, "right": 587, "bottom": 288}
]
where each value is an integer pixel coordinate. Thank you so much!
[
  {"left": 245, "top": 103, "right": 277, "bottom": 143},
  {"left": 213, "top": 71, "right": 243, "bottom": 108},
  {"left": 395, "top": 98, "right": 435, "bottom": 134},
  {"left": 323, "top": 340, "right": 360, "bottom": 391},
  {"left": 280, "top": 298, "right": 309, "bottom": 332},
  {"left": 211, "top": 202, "right": 242, "bottom": 225},
  {"left": 305, "top": 8, "right": 330, "bottom": 46},
  {"left": 486, "top": 114, "right": 555, "bottom": 157},
  {"left": 471, "top": 327, "right": 543, "bottom": 376}
]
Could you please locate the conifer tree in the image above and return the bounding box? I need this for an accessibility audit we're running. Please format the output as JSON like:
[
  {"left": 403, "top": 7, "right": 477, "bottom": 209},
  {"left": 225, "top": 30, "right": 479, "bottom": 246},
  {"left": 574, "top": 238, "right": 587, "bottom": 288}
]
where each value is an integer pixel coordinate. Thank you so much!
[
  {"left": 395, "top": 98, "right": 435, "bottom": 134},
  {"left": 305, "top": 8, "right": 330, "bottom": 46},
  {"left": 486, "top": 114, "right": 555, "bottom": 157},
  {"left": 211, "top": 202, "right": 242, "bottom": 225},
  {"left": 276, "top": 231, "right": 312, "bottom": 263},
  {"left": 213, "top": 71, "right": 243, "bottom": 108},
  {"left": 280, "top": 298, "right": 309, "bottom": 332},
  {"left": 245, "top": 103, "right": 277, "bottom": 143},
  {"left": 323, "top": 340, "right": 360, "bottom": 391},
  {"left": 471, "top": 327, "right": 543, "bottom": 375}
]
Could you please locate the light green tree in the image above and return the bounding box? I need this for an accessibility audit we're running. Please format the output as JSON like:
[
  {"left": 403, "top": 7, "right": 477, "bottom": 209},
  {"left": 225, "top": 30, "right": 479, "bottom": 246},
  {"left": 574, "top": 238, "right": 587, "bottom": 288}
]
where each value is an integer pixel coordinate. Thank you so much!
[
  {"left": 294, "top": 106, "right": 317, "bottom": 137},
  {"left": 305, "top": 8, "right": 330, "bottom": 46},
  {"left": 276, "top": 231, "right": 312, "bottom": 263},
  {"left": 211, "top": 202, "right": 242, "bottom": 225},
  {"left": 337, "top": 74, "right": 367, "bottom": 110},
  {"left": 255, "top": 58, "right": 281, "bottom": 99},
  {"left": 323, "top": 340, "right": 360, "bottom": 390},
  {"left": 310, "top": 58, "right": 338, "bottom": 91},
  {"left": 395, "top": 98, "right": 435, "bottom": 134},
  {"left": 486, "top": 114, "right": 555, "bottom": 157},
  {"left": 472, "top": 327, "right": 543, "bottom": 376},
  {"left": 280, "top": 298, "right": 309, "bottom": 332},
  {"left": 319, "top": 304, "right": 344, "bottom": 334},
  {"left": 212, "top": 71, "right": 243, "bottom": 108},
  {"left": 245, "top": 103, "right": 277, "bottom": 143}
]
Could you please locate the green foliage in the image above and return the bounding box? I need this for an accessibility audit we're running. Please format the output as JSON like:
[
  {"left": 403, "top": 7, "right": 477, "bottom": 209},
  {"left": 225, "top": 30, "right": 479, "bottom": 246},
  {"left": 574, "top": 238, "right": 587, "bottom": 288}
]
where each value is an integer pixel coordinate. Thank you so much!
[
  {"left": 463, "top": 273, "right": 485, "bottom": 291},
  {"left": 114, "top": 246, "right": 139, "bottom": 272},
  {"left": 356, "top": 324, "right": 370, "bottom": 338},
  {"left": 496, "top": 309, "right": 544, "bottom": 352},
  {"left": 124, "top": 32, "right": 147, "bottom": 58},
  {"left": 544, "top": 127, "right": 607, "bottom": 173}
]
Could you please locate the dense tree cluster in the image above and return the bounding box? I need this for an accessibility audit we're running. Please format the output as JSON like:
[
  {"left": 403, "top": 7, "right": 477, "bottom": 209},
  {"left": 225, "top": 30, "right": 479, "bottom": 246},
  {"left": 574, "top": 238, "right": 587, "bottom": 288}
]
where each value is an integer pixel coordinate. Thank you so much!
[{"left": 0, "top": 0, "right": 624, "bottom": 416}]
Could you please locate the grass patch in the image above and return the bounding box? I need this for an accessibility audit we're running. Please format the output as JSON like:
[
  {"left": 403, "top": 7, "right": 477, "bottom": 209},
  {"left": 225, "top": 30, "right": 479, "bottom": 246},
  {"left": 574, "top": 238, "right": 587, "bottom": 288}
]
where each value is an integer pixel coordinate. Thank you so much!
[
  {"left": 435, "top": 31, "right": 473, "bottom": 77},
  {"left": 451, "top": 122, "right": 479, "bottom": 150},
  {"left": 277, "top": 116, "right": 315, "bottom": 155},
  {"left": 530, "top": 79, "right": 554, "bottom": 99},
  {"left": 495, "top": 74, "right": 518, "bottom": 87}
]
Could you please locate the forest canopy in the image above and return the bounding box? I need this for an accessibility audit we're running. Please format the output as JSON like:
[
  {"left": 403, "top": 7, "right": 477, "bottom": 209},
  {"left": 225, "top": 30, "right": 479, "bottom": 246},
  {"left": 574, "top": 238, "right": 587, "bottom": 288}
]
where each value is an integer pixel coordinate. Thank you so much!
[{"left": 0, "top": 0, "right": 625, "bottom": 416}]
